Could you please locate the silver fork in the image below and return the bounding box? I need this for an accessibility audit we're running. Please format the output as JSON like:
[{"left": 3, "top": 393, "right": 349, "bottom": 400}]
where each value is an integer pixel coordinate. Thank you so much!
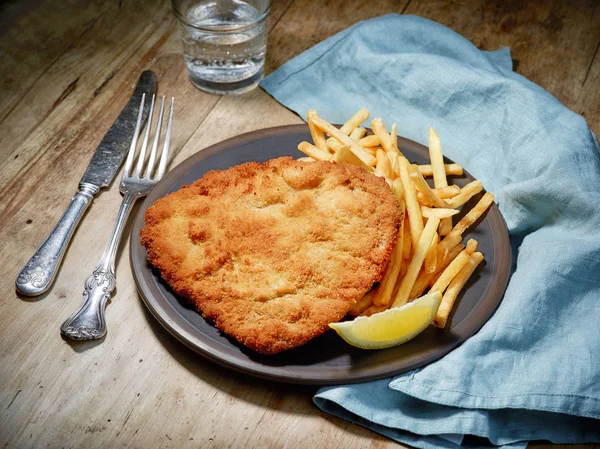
[{"left": 61, "top": 94, "right": 174, "bottom": 340}]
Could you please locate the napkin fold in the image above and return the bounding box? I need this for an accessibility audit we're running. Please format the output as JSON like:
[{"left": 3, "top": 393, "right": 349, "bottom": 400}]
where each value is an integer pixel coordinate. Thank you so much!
[{"left": 260, "top": 14, "right": 600, "bottom": 448}]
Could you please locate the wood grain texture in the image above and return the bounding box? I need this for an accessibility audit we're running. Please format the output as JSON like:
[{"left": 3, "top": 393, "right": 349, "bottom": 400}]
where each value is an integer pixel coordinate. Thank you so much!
[
  {"left": 0, "top": 0, "right": 111, "bottom": 122},
  {"left": 404, "top": 0, "right": 600, "bottom": 133},
  {"left": 1, "top": 0, "right": 599, "bottom": 448},
  {"left": 265, "top": 0, "right": 413, "bottom": 73}
]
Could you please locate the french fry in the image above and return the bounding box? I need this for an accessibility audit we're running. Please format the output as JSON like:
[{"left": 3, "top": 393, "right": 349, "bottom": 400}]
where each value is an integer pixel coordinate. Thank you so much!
[
  {"left": 441, "top": 187, "right": 492, "bottom": 245},
  {"left": 418, "top": 164, "right": 463, "bottom": 177},
  {"left": 430, "top": 249, "right": 472, "bottom": 295},
  {"left": 396, "top": 265, "right": 407, "bottom": 292},
  {"left": 451, "top": 192, "right": 495, "bottom": 235},
  {"left": 392, "top": 215, "right": 440, "bottom": 308},
  {"left": 305, "top": 110, "right": 491, "bottom": 332},
  {"left": 297, "top": 141, "right": 331, "bottom": 161},
  {"left": 425, "top": 232, "right": 438, "bottom": 274},
  {"left": 331, "top": 144, "right": 349, "bottom": 162},
  {"left": 391, "top": 123, "right": 399, "bottom": 153},
  {"left": 421, "top": 206, "right": 460, "bottom": 219},
  {"left": 340, "top": 108, "right": 370, "bottom": 135},
  {"left": 465, "top": 239, "right": 478, "bottom": 254},
  {"left": 386, "top": 151, "right": 398, "bottom": 175},
  {"left": 398, "top": 156, "right": 424, "bottom": 249},
  {"left": 409, "top": 268, "right": 432, "bottom": 300},
  {"left": 402, "top": 215, "right": 412, "bottom": 260},
  {"left": 325, "top": 108, "right": 370, "bottom": 148},
  {"left": 311, "top": 115, "right": 376, "bottom": 166},
  {"left": 332, "top": 145, "right": 372, "bottom": 169},
  {"left": 307, "top": 110, "right": 329, "bottom": 153},
  {"left": 418, "top": 197, "right": 433, "bottom": 207},
  {"left": 357, "top": 135, "right": 380, "bottom": 147},
  {"left": 350, "top": 126, "right": 367, "bottom": 140},
  {"left": 431, "top": 243, "right": 465, "bottom": 281},
  {"left": 391, "top": 178, "right": 406, "bottom": 211},
  {"left": 445, "top": 180, "right": 484, "bottom": 208},
  {"left": 428, "top": 128, "right": 448, "bottom": 188},
  {"left": 428, "top": 128, "right": 453, "bottom": 235},
  {"left": 397, "top": 218, "right": 406, "bottom": 272},
  {"left": 410, "top": 243, "right": 465, "bottom": 298},
  {"left": 408, "top": 164, "right": 449, "bottom": 208},
  {"left": 297, "top": 156, "right": 316, "bottom": 163},
  {"left": 376, "top": 149, "right": 395, "bottom": 180},
  {"left": 417, "top": 185, "right": 461, "bottom": 205},
  {"left": 434, "top": 252, "right": 484, "bottom": 328},
  {"left": 373, "top": 230, "right": 404, "bottom": 307},
  {"left": 371, "top": 118, "right": 393, "bottom": 152},
  {"left": 325, "top": 109, "right": 369, "bottom": 149},
  {"left": 364, "top": 146, "right": 379, "bottom": 157},
  {"left": 392, "top": 153, "right": 402, "bottom": 178},
  {"left": 348, "top": 289, "right": 375, "bottom": 317},
  {"left": 437, "top": 230, "right": 463, "bottom": 262},
  {"left": 327, "top": 138, "right": 344, "bottom": 153},
  {"left": 435, "top": 185, "right": 462, "bottom": 198}
]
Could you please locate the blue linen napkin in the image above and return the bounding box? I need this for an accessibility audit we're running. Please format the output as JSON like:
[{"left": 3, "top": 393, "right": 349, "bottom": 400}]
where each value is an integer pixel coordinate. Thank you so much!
[{"left": 260, "top": 14, "right": 600, "bottom": 448}]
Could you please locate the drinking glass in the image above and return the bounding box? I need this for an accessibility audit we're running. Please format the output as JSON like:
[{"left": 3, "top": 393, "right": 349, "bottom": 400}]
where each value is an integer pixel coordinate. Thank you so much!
[{"left": 172, "top": 0, "right": 272, "bottom": 95}]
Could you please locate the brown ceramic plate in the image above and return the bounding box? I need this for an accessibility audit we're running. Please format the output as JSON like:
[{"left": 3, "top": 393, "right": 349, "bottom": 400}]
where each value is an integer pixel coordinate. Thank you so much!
[{"left": 130, "top": 124, "right": 511, "bottom": 385}]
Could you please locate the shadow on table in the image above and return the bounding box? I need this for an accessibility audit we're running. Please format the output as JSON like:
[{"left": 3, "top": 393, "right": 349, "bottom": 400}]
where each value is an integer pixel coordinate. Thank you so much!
[
  {"left": 38, "top": 199, "right": 143, "bottom": 353},
  {"left": 139, "top": 300, "right": 316, "bottom": 396},
  {"left": 139, "top": 301, "right": 389, "bottom": 442},
  {"left": 15, "top": 188, "right": 122, "bottom": 304}
]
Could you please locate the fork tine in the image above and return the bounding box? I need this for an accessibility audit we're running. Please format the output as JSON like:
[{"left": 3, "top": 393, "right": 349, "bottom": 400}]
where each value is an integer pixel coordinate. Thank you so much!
[
  {"left": 156, "top": 97, "right": 174, "bottom": 180},
  {"left": 135, "top": 94, "right": 155, "bottom": 177},
  {"left": 124, "top": 93, "right": 146, "bottom": 177},
  {"left": 144, "top": 96, "right": 165, "bottom": 179}
]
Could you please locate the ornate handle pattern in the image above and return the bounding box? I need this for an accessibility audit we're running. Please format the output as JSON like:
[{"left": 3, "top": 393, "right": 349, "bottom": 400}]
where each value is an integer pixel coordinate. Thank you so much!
[
  {"left": 60, "top": 268, "right": 116, "bottom": 339},
  {"left": 16, "top": 183, "right": 99, "bottom": 296},
  {"left": 60, "top": 192, "right": 139, "bottom": 340}
]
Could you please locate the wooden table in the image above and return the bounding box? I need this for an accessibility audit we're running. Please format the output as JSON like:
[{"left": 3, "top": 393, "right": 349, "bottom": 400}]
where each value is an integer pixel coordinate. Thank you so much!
[{"left": 1, "top": 1, "right": 598, "bottom": 448}]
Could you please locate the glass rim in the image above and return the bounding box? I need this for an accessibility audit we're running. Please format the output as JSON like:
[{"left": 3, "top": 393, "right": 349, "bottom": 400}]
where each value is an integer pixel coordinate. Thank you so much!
[{"left": 172, "top": 0, "right": 273, "bottom": 33}]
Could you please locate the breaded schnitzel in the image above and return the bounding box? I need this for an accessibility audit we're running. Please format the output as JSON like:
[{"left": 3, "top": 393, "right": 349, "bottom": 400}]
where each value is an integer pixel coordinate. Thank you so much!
[{"left": 140, "top": 157, "right": 402, "bottom": 354}]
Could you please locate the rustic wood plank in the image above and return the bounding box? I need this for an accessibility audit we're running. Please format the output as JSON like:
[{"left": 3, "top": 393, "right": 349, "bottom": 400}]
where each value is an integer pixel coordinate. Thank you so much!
[
  {"left": 173, "top": 89, "right": 301, "bottom": 164},
  {"left": 0, "top": 0, "right": 178, "bottom": 194},
  {"left": 0, "top": 0, "right": 296, "bottom": 197},
  {"left": 1, "top": 0, "right": 599, "bottom": 448},
  {"left": 0, "top": 0, "right": 111, "bottom": 122},
  {"left": 404, "top": 0, "right": 600, "bottom": 134},
  {"left": 0, "top": 0, "right": 297, "bottom": 274},
  {"left": 0, "top": 0, "right": 295, "bottom": 340},
  {"left": 575, "top": 39, "right": 600, "bottom": 130},
  {"left": 266, "top": 0, "right": 412, "bottom": 74},
  {"left": 0, "top": 2, "right": 296, "bottom": 283}
]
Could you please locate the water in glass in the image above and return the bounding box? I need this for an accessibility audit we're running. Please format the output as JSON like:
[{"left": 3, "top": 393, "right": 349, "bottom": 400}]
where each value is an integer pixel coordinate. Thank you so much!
[{"left": 181, "top": 0, "right": 267, "bottom": 94}]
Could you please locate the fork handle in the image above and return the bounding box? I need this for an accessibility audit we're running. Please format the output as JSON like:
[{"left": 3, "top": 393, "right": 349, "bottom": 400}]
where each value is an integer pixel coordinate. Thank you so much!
[
  {"left": 16, "top": 182, "right": 100, "bottom": 296},
  {"left": 60, "top": 192, "right": 139, "bottom": 340}
]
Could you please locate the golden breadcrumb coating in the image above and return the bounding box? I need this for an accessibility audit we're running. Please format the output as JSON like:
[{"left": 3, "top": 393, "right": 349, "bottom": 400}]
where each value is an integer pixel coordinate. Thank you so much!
[{"left": 140, "top": 157, "right": 402, "bottom": 354}]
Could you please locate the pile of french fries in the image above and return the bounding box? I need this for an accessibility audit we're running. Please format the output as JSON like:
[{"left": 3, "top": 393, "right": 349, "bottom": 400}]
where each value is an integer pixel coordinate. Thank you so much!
[{"left": 298, "top": 108, "right": 494, "bottom": 329}]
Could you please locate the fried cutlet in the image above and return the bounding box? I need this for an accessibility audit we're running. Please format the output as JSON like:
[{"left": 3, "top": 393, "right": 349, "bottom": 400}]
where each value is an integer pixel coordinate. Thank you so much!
[{"left": 140, "top": 157, "right": 402, "bottom": 354}]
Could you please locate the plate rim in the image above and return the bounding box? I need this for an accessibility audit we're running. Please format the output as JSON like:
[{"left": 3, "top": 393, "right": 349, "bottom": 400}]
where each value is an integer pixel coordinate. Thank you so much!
[{"left": 129, "top": 124, "right": 512, "bottom": 385}]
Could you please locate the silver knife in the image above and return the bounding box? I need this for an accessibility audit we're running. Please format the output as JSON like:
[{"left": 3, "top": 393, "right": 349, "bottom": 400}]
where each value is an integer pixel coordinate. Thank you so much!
[{"left": 16, "top": 71, "right": 157, "bottom": 296}]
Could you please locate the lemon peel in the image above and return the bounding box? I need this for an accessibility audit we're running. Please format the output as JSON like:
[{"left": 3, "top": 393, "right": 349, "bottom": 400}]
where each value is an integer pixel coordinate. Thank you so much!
[{"left": 329, "top": 292, "right": 442, "bottom": 349}]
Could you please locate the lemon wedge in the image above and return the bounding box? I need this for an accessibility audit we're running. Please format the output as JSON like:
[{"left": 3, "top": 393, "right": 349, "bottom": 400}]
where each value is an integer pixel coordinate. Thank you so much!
[{"left": 329, "top": 292, "right": 442, "bottom": 349}]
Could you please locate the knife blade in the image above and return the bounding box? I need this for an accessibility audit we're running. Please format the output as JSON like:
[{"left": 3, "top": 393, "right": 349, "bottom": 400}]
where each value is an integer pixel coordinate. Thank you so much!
[
  {"left": 80, "top": 71, "right": 157, "bottom": 187},
  {"left": 16, "top": 71, "right": 157, "bottom": 296}
]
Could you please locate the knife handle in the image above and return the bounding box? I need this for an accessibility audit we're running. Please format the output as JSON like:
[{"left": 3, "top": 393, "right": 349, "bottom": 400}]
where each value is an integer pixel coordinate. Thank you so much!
[{"left": 16, "top": 182, "right": 100, "bottom": 296}]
